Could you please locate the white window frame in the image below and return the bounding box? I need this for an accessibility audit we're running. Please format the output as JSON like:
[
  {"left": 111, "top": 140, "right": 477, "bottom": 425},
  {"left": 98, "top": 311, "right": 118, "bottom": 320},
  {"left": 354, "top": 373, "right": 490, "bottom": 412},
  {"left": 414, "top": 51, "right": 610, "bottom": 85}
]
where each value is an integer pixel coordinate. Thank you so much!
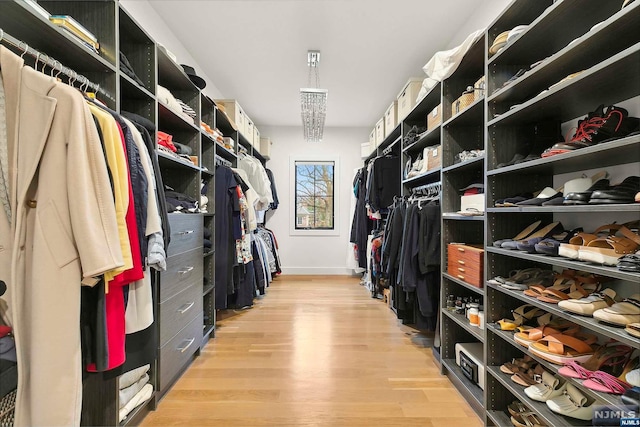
[{"left": 289, "top": 155, "right": 340, "bottom": 236}]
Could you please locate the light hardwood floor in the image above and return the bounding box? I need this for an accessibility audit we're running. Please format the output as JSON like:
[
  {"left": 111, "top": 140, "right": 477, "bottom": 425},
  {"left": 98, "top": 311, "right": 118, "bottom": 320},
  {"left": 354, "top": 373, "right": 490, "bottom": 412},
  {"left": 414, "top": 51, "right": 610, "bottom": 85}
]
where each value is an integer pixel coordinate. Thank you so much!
[{"left": 142, "top": 275, "right": 482, "bottom": 427}]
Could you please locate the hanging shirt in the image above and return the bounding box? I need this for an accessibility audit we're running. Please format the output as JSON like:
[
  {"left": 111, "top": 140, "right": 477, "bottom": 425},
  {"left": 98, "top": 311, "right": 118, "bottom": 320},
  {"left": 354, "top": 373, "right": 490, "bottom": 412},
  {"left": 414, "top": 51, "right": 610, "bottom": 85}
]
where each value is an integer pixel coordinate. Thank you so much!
[{"left": 0, "top": 74, "right": 9, "bottom": 223}]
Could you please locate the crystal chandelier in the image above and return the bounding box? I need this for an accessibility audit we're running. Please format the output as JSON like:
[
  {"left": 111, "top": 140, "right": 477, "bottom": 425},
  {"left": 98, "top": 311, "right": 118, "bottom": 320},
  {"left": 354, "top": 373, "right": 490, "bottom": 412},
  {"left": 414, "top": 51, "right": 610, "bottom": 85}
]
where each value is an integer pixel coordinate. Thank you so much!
[{"left": 300, "top": 51, "right": 328, "bottom": 142}]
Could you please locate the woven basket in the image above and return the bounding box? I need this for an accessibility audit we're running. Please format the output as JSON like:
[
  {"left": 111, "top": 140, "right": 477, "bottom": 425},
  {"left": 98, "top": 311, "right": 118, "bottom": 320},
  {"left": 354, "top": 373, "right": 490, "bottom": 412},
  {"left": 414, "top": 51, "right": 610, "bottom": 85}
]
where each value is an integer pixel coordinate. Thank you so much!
[
  {"left": 451, "top": 92, "right": 475, "bottom": 117},
  {"left": 0, "top": 389, "right": 16, "bottom": 427}
]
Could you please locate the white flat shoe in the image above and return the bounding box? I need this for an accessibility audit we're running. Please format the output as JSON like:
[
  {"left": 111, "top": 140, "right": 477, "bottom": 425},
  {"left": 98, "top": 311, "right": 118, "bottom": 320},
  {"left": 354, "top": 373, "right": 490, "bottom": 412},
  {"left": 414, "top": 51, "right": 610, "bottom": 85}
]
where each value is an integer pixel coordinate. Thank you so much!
[
  {"left": 524, "top": 371, "right": 567, "bottom": 402},
  {"left": 546, "top": 383, "right": 595, "bottom": 421}
]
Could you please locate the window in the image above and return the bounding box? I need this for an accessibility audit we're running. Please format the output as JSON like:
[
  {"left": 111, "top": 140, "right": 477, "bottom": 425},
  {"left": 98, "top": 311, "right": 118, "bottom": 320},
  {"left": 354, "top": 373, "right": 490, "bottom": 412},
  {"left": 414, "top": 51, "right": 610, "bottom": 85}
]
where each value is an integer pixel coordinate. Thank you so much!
[{"left": 294, "top": 160, "right": 335, "bottom": 230}]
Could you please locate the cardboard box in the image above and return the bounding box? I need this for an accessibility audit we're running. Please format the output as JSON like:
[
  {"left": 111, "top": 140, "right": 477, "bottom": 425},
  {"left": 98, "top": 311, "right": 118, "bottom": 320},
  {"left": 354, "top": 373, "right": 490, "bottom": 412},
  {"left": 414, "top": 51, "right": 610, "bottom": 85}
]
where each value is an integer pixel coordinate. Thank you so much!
[
  {"left": 384, "top": 101, "right": 398, "bottom": 137},
  {"left": 397, "top": 78, "right": 423, "bottom": 121},
  {"left": 425, "top": 145, "right": 442, "bottom": 171},
  {"left": 427, "top": 104, "right": 442, "bottom": 131}
]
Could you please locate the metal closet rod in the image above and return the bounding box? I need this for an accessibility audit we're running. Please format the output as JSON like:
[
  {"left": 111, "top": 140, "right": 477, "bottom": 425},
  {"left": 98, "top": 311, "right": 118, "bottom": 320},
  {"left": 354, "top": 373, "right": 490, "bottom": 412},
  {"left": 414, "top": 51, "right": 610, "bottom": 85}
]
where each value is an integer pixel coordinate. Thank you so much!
[{"left": 0, "top": 28, "right": 114, "bottom": 101}]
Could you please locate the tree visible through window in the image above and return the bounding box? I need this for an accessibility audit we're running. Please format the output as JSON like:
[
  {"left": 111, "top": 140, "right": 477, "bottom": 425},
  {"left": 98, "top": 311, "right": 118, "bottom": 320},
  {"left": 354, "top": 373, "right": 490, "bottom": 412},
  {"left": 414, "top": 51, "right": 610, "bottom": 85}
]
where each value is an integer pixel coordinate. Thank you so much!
[{"left": 295, "top": 161, "right": 334, "bottom": 230}]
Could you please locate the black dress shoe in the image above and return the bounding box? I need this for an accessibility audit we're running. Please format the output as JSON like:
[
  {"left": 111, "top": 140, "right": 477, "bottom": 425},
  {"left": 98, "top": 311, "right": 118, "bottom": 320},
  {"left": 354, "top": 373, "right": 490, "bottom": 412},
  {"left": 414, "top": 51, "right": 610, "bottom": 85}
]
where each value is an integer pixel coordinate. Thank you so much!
[
  {"left": 589, "top": 176, "right": 640, "bottom": 204},
  {"left": 516, "top": 188, "right": 563, "bottom": 206},
  {"left": 563, "top": 178, "right": 610, "bottom": 205}
]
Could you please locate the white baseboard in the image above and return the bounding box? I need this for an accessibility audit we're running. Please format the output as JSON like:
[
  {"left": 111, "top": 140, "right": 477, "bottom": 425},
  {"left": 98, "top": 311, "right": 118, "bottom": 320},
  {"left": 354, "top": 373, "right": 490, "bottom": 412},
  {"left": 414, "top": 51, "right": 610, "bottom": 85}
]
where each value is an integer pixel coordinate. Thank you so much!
[{"left": 280, "top": 267, "right": 358, "bottom": 276}]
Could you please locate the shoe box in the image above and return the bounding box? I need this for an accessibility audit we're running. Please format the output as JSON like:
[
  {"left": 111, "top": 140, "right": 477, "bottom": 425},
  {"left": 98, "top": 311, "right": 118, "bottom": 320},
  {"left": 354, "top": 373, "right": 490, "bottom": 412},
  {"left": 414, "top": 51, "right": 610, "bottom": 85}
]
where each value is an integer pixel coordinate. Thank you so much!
[{"left": 455, "top": 342, "right": 485, "bottom": 390}]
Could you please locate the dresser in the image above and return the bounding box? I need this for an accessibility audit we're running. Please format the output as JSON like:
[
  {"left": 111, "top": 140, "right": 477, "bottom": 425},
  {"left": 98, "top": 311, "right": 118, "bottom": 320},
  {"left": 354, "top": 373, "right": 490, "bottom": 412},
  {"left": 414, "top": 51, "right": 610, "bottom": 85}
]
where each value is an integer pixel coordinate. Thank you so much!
[{"left": 157, "top": 213, "right": 204, "bottom": 394}]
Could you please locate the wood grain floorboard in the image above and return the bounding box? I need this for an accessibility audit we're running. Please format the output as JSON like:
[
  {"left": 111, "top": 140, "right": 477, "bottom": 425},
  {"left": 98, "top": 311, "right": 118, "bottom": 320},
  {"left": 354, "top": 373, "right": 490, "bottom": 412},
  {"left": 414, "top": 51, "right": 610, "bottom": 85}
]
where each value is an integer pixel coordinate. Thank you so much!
[{"left": 142, "top": 276, "right": 480, "bottom": 427}]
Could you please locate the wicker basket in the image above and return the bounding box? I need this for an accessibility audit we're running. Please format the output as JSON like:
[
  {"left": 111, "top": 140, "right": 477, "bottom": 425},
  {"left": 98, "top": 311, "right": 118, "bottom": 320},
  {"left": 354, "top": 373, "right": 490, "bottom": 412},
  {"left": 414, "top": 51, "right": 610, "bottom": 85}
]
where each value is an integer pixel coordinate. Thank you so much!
[
  {"left": 451, "top": 92, "right": 475, "bottom": 117},
  {"left": 0, "top": 389, "right": 16, "bottom": 427}
]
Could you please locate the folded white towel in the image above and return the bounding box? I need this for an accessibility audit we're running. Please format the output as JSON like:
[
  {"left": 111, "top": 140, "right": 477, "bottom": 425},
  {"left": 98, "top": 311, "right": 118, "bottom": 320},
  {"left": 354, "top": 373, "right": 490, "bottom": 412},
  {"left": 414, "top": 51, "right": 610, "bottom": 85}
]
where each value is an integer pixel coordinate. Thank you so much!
[
  {"left": 119, "top": 364, "right": 150, "bottom": 390},
  {"left": 119, "top": 384, "right": 153, "bottom": 423},
  {"left": 119, "top": 373, "right": 149, "bottom": 409}
]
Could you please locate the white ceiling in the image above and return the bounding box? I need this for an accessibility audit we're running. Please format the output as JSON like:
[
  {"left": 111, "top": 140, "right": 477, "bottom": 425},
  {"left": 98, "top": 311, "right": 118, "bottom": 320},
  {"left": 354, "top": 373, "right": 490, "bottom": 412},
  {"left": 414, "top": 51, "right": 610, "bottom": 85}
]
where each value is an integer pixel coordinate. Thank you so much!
[{"left": 149, "top": 0, "right": 505, "bottom": 128}]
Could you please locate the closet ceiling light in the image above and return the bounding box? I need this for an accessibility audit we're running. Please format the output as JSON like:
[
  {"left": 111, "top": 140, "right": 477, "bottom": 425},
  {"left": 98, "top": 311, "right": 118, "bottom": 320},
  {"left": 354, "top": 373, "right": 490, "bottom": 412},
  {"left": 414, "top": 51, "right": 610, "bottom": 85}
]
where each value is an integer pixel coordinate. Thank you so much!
[{"left": 300, "top": 50, "right": 327, "bottom": 143}]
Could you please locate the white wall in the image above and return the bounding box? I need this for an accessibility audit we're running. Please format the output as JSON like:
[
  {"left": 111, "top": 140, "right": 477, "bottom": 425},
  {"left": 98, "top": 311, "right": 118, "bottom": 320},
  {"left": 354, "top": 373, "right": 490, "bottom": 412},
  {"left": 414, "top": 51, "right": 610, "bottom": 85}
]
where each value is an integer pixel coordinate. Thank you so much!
[
  {"left": 260, "top": 126, "right": 368, "bottom": 275},
  {"left": 119, "top": 0, "right": 224, "bottom": 100},
  {"left": 445, "top": 0, "right": 512, "bottom": 49}
]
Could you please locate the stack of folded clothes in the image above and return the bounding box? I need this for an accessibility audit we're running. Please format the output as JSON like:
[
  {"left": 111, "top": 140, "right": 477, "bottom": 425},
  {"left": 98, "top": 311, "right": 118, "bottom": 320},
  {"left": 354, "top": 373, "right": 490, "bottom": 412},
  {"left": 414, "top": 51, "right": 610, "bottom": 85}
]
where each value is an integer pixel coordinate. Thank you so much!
[
  {"left": 118, "top": 364, "right": 153, "bottom": 422},
  {"left": 157, "top": 85, "right": 195, "bottom": 125},
  {"left": 177, "top": 99, "right": 196, "bottom": 122},
  {"left": 120, "top": 51, "right": 145, "bottom": 88},
  {"left": 165, "top": 186, "right": 199, "bottom": 213}
]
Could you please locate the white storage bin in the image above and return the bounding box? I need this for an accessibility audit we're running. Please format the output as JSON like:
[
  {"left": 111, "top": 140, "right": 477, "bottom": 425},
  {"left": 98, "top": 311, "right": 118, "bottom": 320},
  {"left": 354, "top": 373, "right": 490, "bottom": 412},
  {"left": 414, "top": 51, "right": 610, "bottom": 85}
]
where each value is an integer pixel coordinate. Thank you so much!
[
  {"left": 259, "top": 137, "right": 272, "bottom": 158},
  {"left": 245, "top": 119, "right": 254, "bottom": 145},
  {"left": 215, "top": 99, "right": 245, "bottom": 133},
  {"left": 384, "top": 101, "right": 397, "bottom": 138},
  {"left": 361, "top": 142, "right": 371, "bottom": 159},
  {"left": 375, "top": 118, "right": 385, "bottom": 147},
  {"left": 396, "top": 78, "right": 423, "bottom": 121},
  {"left": 254, "top": 126, "right": 260, "bottom": 149},
  {"left": 369, "top": 128, "right": 377, "bottom": 151}
]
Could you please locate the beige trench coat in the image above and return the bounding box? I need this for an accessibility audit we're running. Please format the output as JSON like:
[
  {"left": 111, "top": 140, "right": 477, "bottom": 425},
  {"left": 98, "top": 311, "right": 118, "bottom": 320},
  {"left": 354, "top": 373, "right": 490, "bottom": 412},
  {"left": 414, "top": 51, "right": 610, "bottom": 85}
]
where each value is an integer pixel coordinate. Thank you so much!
[{"left": 0, "top": 46, "right": 123, "bottom": 426}]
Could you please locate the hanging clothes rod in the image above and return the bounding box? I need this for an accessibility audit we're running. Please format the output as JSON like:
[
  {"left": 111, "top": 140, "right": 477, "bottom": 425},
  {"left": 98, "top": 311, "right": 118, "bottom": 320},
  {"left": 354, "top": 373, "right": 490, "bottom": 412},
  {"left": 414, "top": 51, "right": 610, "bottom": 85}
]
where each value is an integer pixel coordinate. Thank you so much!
[
  {"left": 411, "top": 181, "right": 442, "bottom": 196},
  {"left": 381, "top": 136, "right": 401, "bottom": 156},
  {"left": 0, "top": 28, "right": 114, "bottom": 102}
]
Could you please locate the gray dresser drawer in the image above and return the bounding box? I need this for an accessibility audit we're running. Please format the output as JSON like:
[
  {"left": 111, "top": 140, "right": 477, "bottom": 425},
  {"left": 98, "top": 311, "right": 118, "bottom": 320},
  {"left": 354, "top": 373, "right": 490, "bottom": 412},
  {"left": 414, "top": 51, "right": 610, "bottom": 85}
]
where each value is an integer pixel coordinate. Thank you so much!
[
  {"left": 159, "top": 313, "right": 202, "bottom": 392},
  {"left": 159, "top": 282, "right": 202, "bottom": 346},
  {"left": 167, "top": 213, "right": 203, "bottom": 257},
  {"left": 160, "top": 248, "right": 203, "bottom": 303}
]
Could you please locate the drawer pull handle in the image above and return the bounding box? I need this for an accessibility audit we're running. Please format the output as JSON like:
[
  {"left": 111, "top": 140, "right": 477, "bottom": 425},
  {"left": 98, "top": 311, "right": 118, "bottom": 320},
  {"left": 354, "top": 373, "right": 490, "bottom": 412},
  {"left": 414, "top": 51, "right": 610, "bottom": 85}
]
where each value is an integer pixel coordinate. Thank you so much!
[
  {"left": 177, "top": 338, "right": 195, "bottom": 353},
  {"left": 178, "top": 301, "right": 195, "bottom": 314},
  {"left": 457, "top": 275, "right": 465, "bottom": 280},
  {"left": 458, "top": 260, "right": 465, "bottom": 265},
  {"left": 457, "top": 247, "right": 465, "bottom": 252},
  {"left": 178, "top": 230, "right": 195, "bottom": 236},
  {"left": 458, "top": 267, "right": 465, "bottom": 273},
  {"left": 179, "top": 266, "right": 194, "bottom": 275}
]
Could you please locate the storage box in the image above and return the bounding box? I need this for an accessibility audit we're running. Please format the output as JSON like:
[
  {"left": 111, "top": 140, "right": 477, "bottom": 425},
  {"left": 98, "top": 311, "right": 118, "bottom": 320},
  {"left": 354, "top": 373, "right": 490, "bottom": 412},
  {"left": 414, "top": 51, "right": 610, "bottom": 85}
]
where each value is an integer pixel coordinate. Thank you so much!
[
  {"left": 375, "top": 118, "right": 385, "bottom": 146},
  {"left": 245, "top": 119, "right": 254, "bottom": 145},
  {"left": 473, "top": 76, "right": 486, "bottom": 101},
  {"left": 427, "top": 104, "right": 442, "bottom": 131},
  {"left": 361, "top": 142, "right": 371, "bottom": 158},
  {"left": 447, "top": 244, "right": 484, "bottom": 288},
  {"left": 455, "top": 343, "right": 485, "bottom": 390},
  {"left": 369, "top": 128, "right": 377, "bottom": 150},
  {"left": 451, "top": 92, "right": 475, "bottom": 117},
  {"left": 461, "top": 193, "right": 485, "bottom": 213},
  {"left": 254, "top": 126, "right": 260, "bottom": 149},
  {"left": 384, "top": 101, "right": 398, "bottom": 137},
  {"left": 397, "top": 78, "right": 423, "bottom": 121},
  {"left": 259, "top": 137, "right": 272, "bottom": 158},
  {"left": 425, "top": 145, "right": 442, "bottom": 171},
  {"left": 215, "top": 99, "right": 245, "bottom": 132}
]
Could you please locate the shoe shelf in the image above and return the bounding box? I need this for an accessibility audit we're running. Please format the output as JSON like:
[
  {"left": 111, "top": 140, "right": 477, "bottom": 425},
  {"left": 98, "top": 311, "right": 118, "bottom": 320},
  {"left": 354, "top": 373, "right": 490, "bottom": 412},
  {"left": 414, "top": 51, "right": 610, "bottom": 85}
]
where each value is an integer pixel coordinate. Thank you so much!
[
  {"left": 442, "top": 309, "right": 485, "bottom": 343},
  {"left": 443, "top": 273, "right": 485, "bottom": 296},
  {"left": 488, "top": 0, "right": 622, "bottom": 69},
  {"left": 487, "top": 282, "right": 640, "bottom": 349},
  {"left": 487, "top": 204, "right": 640, "bottom": 213},
  {"left": 442, "top": 97, "right": 484, "bottom": 129},
  {"left": 402, "top": 126, "right": 441, "bottom": 154},
  {"left": 488, "top": 43, "right": 640, "bottom": 126},
  {"left": 488, "top": 2, "right": 640, "bottom": 107},
  {"left": 404, "top": 81, "right": 442, "bottom": 125},
  {"left": 401, "top": 169, "right": 440, "bottom": 187},
  {"left": 487, "top": 365, "right": 592, "bottom": 427},
  {"left": 486, "top": 247, "right": 640, "bottom": 283},
  {"left": 441, "top": 156, "right": 484, "bottom": 174},
  {"left": 442, "top": 213, "right": 485, "bottom": 221},
  {"left": 487, "top": 323, "right": 625, "bottom": 408},
  {"left": 441, "top": 358, "right": 485, "bottom": 417},
  {"left": 486, "top": 409, "right": 512, "bottom": 427},
  {"left": 487, "top": 135, "right": 640, "bottom": 176}
]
